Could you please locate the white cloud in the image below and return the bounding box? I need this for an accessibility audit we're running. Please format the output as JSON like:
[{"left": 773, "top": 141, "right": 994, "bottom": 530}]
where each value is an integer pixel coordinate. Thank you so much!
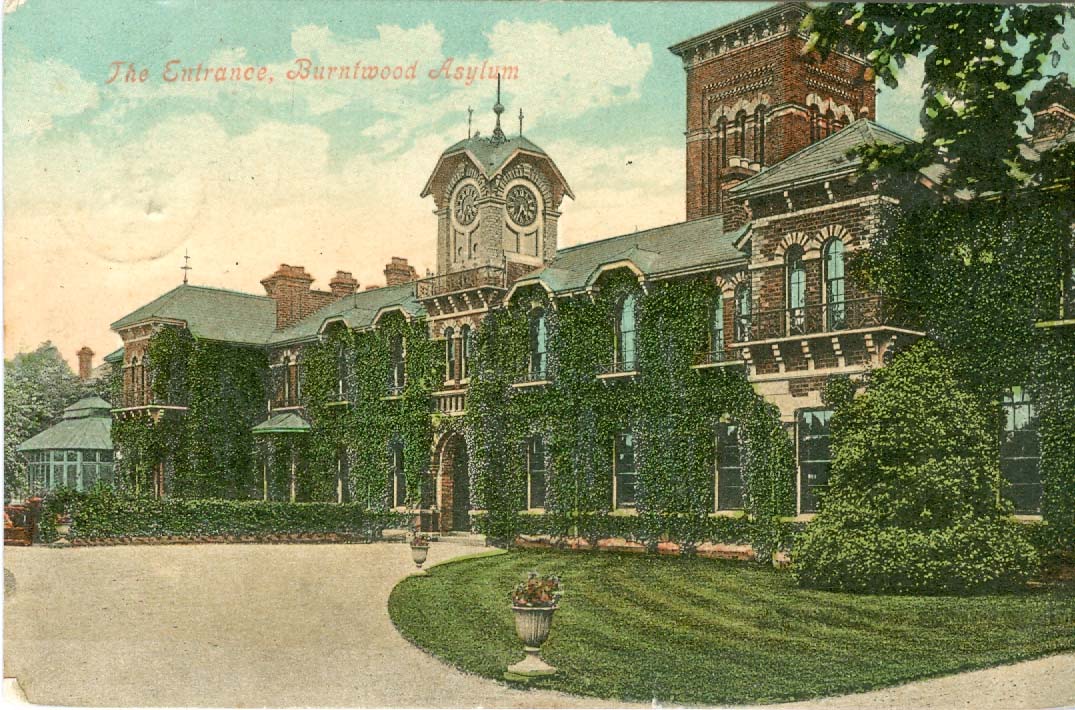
[
  {"left": 876, "top": 54, "right": 927, "bottom": 139},
  {"left": 4, "top": 57, "right": 100, "bottom": 136}
]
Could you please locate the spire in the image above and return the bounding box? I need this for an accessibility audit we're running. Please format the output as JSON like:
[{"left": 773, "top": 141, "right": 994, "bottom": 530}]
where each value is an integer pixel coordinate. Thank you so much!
[
  {"left": 491, "top": 73, "right": 506, "bottom": 144},
  {"left": 181, "top": 249, "right": 192, "bottom": 284}
]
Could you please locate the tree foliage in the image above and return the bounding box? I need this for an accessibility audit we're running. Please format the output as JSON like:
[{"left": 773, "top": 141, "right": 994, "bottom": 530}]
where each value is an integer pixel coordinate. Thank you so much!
[
  {"left": 794, "top": 341, "right": 1039, "bottom": 594},
  {"left": 806, "top": 3, "right": 1075, "bottom": 194}
]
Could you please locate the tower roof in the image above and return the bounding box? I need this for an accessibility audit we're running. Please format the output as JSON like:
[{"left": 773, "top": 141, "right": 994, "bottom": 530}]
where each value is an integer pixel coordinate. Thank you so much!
[{"left": 420, "top": 133, "right": 574, "bottom": 200}]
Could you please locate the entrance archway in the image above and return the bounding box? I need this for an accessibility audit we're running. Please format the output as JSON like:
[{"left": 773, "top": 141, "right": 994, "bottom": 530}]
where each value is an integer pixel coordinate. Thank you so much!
[{"left": 434, "top": 433, "right": 470, "bottom": 532}]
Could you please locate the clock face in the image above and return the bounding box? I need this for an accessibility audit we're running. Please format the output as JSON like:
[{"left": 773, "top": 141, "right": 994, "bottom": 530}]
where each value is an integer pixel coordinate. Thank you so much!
[
  {"left": 506, "top": 184, "right": 538, "bottom": 227},
  {"left": 453, "top": 184, "right": 479, "bottom": 226}
]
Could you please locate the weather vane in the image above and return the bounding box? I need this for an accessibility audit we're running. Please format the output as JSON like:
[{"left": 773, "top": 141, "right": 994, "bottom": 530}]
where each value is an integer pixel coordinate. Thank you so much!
[
  {"left": 181, "top": 249, "right": 192, "bottom": 284},
  {"left": 467, "top": 106, "right": 473, "bottom": 139},
  {"left": 519, "top": 108, "right": 524, "bottom": 136}
]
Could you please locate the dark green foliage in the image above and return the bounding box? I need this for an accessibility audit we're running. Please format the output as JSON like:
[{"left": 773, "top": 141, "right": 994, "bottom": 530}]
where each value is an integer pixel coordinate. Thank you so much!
[
  {"left": 806, "top": 3, "right": 1075, "bottom": 195},
  {"left": 467, "top": 271, "right": 796, "bottom": 555},
  {"left": 389, "top": 549, "right": 1075, "bottom": 705},
  {"left": 1035, "top": 332, "right": 1075, "bottom": 551},
  {"left": 794, "top": 341, "right": 1040, "bottom": 593},
  {"left": 43, "top": 485, "right": 406, "bottom": 540}
]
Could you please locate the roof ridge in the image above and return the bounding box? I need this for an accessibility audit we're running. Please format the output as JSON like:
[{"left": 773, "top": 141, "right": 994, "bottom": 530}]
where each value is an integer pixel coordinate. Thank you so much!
[
  {"left": 180, "top": 283, "right": 273, "bottom": 301},
  {"left": 555, "top": 214, "right": 725, "bottom": 256}
]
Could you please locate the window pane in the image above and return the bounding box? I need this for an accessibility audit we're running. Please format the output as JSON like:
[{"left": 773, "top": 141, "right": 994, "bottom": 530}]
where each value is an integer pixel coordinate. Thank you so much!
[
  {"left": 798, "top": 410, "right": 833, "bottom": 513},
  {"left": 716, "top": 423, "right": 744, "bottom": 510},
  {"left": 1000, "top": 387, "right": 1041, "bottom": 514}
]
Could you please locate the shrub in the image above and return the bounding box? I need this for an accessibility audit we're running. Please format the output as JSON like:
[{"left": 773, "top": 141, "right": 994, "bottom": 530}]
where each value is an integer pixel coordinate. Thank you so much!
[{"left": 793, "top": 341, "right": 1039, "bottom": 594}]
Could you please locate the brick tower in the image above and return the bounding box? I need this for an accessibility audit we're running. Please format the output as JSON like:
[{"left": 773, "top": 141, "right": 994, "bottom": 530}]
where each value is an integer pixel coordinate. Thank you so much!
[{"left": 669, "top": 3, "right": 876, "bottom": 221}]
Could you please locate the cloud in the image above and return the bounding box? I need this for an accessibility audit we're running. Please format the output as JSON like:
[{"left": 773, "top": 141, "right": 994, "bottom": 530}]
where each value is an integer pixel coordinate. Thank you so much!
[
  {"left": 4, "top": 0, "right": 27, "bottom": 14},
  {"left": 3, "top": 57, "right": 100, "bottom": 136},
  {"left": 876, "top": 54, "right": 927, "bottom": 139}
]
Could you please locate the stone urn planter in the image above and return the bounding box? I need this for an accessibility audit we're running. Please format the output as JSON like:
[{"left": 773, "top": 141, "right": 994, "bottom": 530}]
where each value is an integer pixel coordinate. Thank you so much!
[
  {"left": 409, "top": 533, "right": 431, "bottom": 570},
  {"left": 506, "top": 572, "right": 561, "bottom": 680},
  {"left": 52, "top": 515, "right": 72, "bottom": 548}
]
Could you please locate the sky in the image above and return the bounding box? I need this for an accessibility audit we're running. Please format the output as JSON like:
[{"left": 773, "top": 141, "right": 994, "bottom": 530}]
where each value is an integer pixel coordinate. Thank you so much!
[{"left": 2, "top": 0, "right": 1072, "bottom": 370}]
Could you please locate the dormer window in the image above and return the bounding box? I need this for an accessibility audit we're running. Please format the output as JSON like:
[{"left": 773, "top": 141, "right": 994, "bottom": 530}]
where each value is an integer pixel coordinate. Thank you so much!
[
  {"left": 389, "top": 334, "right": 406, "bottom": 395},
  {"left": 529, "top": 308, "right": 548, "bottom": 379},
  {"left": 614, "top": 293, "right": 638, "bottom": 372}
]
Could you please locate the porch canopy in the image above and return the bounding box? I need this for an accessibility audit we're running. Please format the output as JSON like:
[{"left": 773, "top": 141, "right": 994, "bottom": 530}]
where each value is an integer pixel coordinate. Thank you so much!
[{"left": 251, "top": 412, "right": 311, "bottom": 435}]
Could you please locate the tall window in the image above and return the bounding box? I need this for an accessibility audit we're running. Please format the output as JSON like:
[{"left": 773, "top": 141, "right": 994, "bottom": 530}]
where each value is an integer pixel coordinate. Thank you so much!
[
  {"left": 787, "top": 244, "right": 807, "bottom": 335},
  {"left": 390, "top": 441, "right": 406, "bottom": 508},
  {"left": 824, "top": 239, "right": 846, "bottom": 330},
  {"left": 824, "top": 110, "right": 836, "bottom": 137},
  {"left": 753, "top": 106, "right": 767, "bottom": 164},
  {"left": 1000, "top": 387, "right": 1041, "bottom": 514},
  {"left": 798, "top": 409, "right": 833, "bottom": 514},
  {"left": 718, "top": 116, "right": 728, "bottom": 167},
  {"left": 710, "top": 294, "right": 725, "bottom": 354},
  {"left": 288, "top": 357, "right": 299, "bottom": 405},
  {"left": 615, "top": 294, "right": 638, "bottom": 371},
  {"left": 282, "top": 359, "right": 294, "bottom": 406},
  {"left": 336, "top": 344, "right": 349, "bottom": 400},
  {"left": 130, "top": 357, "right": 142, "bottom": 406},
  {"left": 389, "top": 334, "right": 406, "bottom": 394},
  {"left": 141, "top": 355, "right": 151, "bottom": 405},
  {"left": 526, "top": 436, "right": 547, "bottom": 509},
  {"left": 336, "top": 448, "right": 350, "bottom": 503},
  {"left": 529, "top": 308, "right": 548, "bottom": 378},
  {"left": 444, "top": 327, "right": 456, "bottom": 382},
  {"left": 809, "top": 106, "right": 820, "bottom": 142},
  {"left": 460, "top": 325, "right": 472, "bottom": 380},
  {"left": 734, "top": 283, "right": 752, "bottom": 341},
  {"left": 715, "top": 423, "right": 744, "bottom": 511},
  {"left": 613, "top": 430, "right": 637, "bottom": 509},
  {"left": 735, "top": 111, "right": 747, "bottom": 156}
]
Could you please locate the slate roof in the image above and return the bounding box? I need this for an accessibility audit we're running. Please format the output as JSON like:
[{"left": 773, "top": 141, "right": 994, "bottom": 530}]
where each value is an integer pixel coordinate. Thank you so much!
[
  {"left": 111, "top": 284, "right": 277, "bottom": 345},
  {"left": 103, "top": 347, "right": 125, "bottom": 364},
  {"left": 730, "top": 119, "right": 915, "bottom": 197},
  {"left": 17, "top": 397, "right": 113, "bottom": 452},
  {"left": 420, "top": 134, "right": 574, "bottom": 199},
  {"left": 519, "top": 214, "right": 748, "bottom": 295},
  {"left": 267, "top": 282, "right": 424, "bottom": 345},
  {"left": 251, "top": 411, "right": 311, "bottom": 434}
]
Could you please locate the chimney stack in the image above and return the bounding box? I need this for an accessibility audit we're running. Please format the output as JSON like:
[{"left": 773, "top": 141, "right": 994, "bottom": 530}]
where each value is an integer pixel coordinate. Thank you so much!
[
  {"left": 384, "top": 257, "right": 418, "bottom": 286},
  {"left": 77, "top": 346, "right": 94, "bottom": 382},
  {"left": 329, "top": 270, "right": 359, "bottom": 299},
  {"left": 261, "top": 264, "right": 318, "bottom": 329}
]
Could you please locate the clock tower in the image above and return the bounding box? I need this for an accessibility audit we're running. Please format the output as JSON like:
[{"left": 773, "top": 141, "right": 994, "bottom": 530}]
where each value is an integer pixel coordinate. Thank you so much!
[{"left": 421, "top": 89, "right": 573, "bottom": 282}]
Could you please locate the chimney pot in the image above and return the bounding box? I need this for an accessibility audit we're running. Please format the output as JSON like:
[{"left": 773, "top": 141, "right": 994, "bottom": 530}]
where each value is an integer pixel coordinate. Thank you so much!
[
  {"left": 329, "top": 270, "right": 359, "bottom": 299},
  {"left": 384, "top": 257, "right": 418, "bottom": 286}
]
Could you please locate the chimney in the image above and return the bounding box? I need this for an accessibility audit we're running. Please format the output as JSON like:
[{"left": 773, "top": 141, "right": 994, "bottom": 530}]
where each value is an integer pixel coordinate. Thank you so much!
[
  {"left": 329, "top": 270, "right": 359, "bottom": 299},
  {"left": 384, "top": 257, "right": 418, "bottom": 286},
  {"left": 261, "top": 264, "right": 317, "bottom": 330},
  {"left": 77, "top": 346, "right": 94, "bottom": 382},
  {"left": 365, "top": 284, "right": 382, "bottom": 291}
]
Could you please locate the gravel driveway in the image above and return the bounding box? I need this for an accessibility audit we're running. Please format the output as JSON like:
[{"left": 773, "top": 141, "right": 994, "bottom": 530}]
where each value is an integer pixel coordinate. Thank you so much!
[{"left": 4, "top": 543, "right": 1073, "bottom": 708}]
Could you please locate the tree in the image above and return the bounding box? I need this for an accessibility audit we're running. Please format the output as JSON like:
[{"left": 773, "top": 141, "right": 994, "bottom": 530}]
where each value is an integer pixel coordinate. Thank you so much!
[
  {"left": 805, "top": 3, "right": 1075, "bottom": 195},
  {"left": 793, "top": 341, "right": 1039, "bottom": 594},
  {"left": 4, "top": 343, "right": 90, "bottom": 500}
]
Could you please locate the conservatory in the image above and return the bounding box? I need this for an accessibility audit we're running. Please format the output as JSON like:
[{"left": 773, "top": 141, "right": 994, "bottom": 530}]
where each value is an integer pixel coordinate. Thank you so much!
[{"left": 18, "top": 396, "right": 115, "bottom": 494}]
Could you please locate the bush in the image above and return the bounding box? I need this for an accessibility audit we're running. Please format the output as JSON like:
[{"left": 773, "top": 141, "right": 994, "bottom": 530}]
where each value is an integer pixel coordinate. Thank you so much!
[
  {"left": 49, "top": 486, "right": 409, "bottom": 541},
  {"left": 793, "top": 341, "right": 1039, "bottom": 594}
]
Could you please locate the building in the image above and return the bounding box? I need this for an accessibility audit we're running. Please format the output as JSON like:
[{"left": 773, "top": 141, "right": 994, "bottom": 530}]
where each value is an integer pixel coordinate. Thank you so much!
[
  {"left": 18, "top": 397, "right": 115, "bottom": 494},
  {"left": 104, "top": 4, "right": 1072, "bottom": 536}
]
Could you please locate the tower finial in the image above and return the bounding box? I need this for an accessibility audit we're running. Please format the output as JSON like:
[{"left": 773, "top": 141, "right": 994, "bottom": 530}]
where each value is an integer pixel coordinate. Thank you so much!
[
  {"left": 181, "top": 249, "right": 192, "bottom": 285},
  {"left": 467, "top": 106, "right": 473, "bottom": 139},
  {"left": 519, "top": 108, "right": 524, "bottom": 136},
  {"left": 491, "top": 73, "right": 506, "bottom": 143}
]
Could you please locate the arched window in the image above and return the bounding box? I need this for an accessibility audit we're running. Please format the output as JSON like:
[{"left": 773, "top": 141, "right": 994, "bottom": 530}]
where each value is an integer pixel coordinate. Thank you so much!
[
  {"left": 735, "top": 111, "right": 747, "bottom": 157},
  {"left": 809, "top": 105, "right": 820, "bottom": 142},
  {"left": 710, "top": 294, "right": 725, "bottom": 355},
  {"left": 734, "top": 283, "right": 752, "bottom": 341},
  {"left": 824, "top": 110, "right": 836, "bottom": 137},
  {"left": 460, "top": 325, "right": 472, "bottom": 380},
  {"left": 753, "top": 105, "right": 767, "bottom": 164},
  {"left": 390, "top": 440, "right": 406, "bottom": 508},
  {"left": 787, "top": 245, "right": 807, "bottom": 335},
  {"left": 444, "top": 327, "right": 456, "bottom": 382},
  {"left": 824, "top": 239, "right": 846, "bottom": 330},
  {"left": 389, "top": 334, "right": 406, "bottom": 394},
  {"left": 615, "top": 293, "right": 638, "bottom": 371},
  {"left": 529, "top": 308, "right": 548, "bottom": 378}
]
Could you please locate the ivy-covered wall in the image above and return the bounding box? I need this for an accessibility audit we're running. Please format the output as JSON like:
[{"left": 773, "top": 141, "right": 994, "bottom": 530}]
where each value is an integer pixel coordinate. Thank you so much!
[{"left": 466, "top": 269, "right": 796, "bottom": 555}]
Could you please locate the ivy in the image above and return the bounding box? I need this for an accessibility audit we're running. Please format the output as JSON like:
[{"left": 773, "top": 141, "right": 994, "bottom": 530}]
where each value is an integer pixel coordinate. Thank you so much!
[{"left": 467, "top": 269, "right": 796, "bottom": 557}]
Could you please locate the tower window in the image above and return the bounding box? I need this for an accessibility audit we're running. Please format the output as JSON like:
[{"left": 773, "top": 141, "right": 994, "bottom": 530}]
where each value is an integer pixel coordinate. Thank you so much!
[
  {"left": 444, "top": 327, "right": 456, "bottom": 382},
  {"left": 735, "top": 111, "right": 747, "bottom": 157},
  {"left": 754, "top": 106, "right": 767, "bottom": 164}
]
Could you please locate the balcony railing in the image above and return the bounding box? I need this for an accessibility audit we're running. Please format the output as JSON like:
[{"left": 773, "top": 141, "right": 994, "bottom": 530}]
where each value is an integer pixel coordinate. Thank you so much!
[
  {"left": 692, "top": 349, "right": 743, "bottom": 367},
  {"left": 733, "top": 296, "right": 918, "bottom": 343},
  {"left": 597, "top": 359, "right": 638, "bottom": 377},
  {"left": 416, "top": 265, "right": 507, "bottom": 299},
  {"left": 513, "top": 366, "right": 553, "bottom": 385}
]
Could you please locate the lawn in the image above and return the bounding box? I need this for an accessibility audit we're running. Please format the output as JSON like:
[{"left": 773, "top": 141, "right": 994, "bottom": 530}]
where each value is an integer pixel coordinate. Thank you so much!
[{"left": 388, "top": 549, "right": 1075, "bottom": 705}]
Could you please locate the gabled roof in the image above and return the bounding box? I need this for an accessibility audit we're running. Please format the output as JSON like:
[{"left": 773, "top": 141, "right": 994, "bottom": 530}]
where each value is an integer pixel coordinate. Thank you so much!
[
  {"left": 18, "top": 397, "right": 113, "bottom": 452},
  {"left": 420, "top": 134, "right": 574, "bottom": 199},
  {"left": 516, "top": 214, "right": 747, "bottom": 295},
  {"left": 103, "top": 347, "right": 125, "bottom": 364},
  {"left": 267, "top": 281, "right": 424, "bottom": 345},
  {"left": 111, "top": 284, "right": 277, "bottom": 345},
  {"left": 730, "top": 119, "right": 914, "bottom": 197}
]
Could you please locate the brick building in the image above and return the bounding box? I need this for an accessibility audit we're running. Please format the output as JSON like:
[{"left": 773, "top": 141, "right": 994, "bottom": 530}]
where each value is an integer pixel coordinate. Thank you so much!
[{"left": 106, "top": 4, "right": 1070, "bottom": 528}]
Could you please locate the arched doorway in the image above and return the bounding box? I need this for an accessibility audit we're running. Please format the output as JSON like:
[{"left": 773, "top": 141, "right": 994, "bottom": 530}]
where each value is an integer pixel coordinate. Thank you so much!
[{"left": 434, "top": 433, "right": 470, "bottom": 532}]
